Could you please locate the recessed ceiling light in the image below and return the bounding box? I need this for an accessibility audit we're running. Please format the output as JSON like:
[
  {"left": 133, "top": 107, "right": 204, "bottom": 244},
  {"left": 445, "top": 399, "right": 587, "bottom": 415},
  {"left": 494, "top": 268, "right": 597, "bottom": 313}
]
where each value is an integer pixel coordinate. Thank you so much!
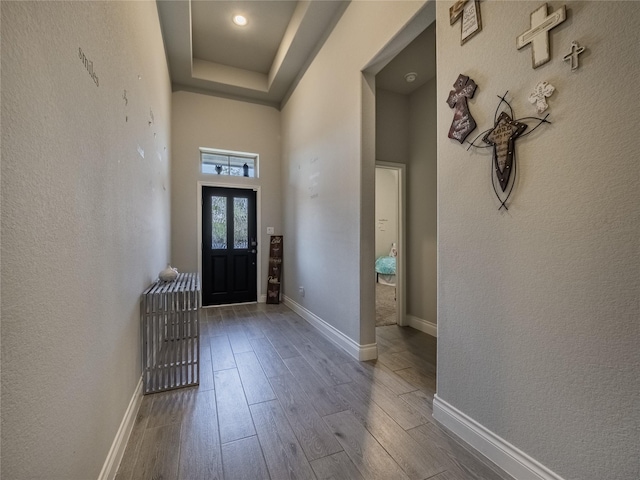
[
  {"left": 404, "top": 72, "right": 418, "bottom": 83},
  {"left": 233, "top": 15, "right": 247, "bottom": 26}
]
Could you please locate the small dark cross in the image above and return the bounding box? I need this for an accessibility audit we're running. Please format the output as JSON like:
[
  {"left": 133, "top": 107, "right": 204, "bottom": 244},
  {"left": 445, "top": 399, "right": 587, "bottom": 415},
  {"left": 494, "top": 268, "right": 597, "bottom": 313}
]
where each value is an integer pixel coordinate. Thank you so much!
[
  {"left": 563, "top": 41, "right": 586, "bottom": 71},
  {"left": 447, "top": 74, "right": 478, "bottom": 144},
  {"left": 483, "top": 112, "right": 527, "bottom": 192}
]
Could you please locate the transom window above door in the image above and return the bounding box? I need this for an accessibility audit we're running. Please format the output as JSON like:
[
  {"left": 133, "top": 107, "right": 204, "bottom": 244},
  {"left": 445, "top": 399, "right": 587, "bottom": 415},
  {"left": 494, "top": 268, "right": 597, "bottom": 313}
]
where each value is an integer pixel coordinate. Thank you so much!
[{"left": 200, "top": 148, "right": 258, "bottom": 178}]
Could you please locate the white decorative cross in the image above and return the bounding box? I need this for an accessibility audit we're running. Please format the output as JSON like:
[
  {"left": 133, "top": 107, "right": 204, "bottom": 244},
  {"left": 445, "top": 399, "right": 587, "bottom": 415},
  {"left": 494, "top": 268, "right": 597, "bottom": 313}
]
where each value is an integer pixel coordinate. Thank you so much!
[
  {"left": 517, "top": 3, "right": 567, "bottom": 69},
  {"left": 563, "top": 41, "right": 586, "bottom": 70},
  {"left": 528, "top": 81, "right": 555, "bottom": 114}
]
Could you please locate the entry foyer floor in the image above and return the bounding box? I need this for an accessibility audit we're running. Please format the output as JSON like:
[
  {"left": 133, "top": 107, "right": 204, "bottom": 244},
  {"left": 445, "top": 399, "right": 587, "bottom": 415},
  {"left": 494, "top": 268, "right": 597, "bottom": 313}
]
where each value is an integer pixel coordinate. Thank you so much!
[{"left": 116, "top": 303, "right": 511, "bottom": 480}]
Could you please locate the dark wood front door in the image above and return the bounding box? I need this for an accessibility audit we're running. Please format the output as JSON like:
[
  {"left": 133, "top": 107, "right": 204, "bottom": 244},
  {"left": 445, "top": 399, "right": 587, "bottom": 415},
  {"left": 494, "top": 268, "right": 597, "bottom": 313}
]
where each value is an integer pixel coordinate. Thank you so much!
[{"left": 202, "top": 186, "right": 257, "bottom": 306}]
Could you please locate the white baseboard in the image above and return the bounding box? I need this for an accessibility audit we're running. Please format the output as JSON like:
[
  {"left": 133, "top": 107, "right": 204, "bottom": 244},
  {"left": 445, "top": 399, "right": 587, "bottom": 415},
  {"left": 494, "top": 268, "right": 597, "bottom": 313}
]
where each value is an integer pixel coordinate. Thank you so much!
[
  {"left": 259, "top": 294, "right": 267, "bottom": 303},
  {"left": 283, "top": 296, "right": 378, "bottom": 361},
  {"left": 357, "top": 342, "right": 378, "bottom": 361},
  {"left": 433, "top": 395, "right": 565, "bottom": 480},
  {"left": 98, "top": 377, "right": 143, "bottom": 480},
  {"left": 406, "top": 314, "right": 437, "bottom": 337}
]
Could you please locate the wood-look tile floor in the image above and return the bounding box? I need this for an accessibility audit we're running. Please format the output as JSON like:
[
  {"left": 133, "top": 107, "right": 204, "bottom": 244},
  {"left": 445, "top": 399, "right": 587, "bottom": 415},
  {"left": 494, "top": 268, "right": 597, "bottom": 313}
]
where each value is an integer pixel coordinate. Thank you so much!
[{"left": 116, "top": 303, "right": 512, "bottom": 480}]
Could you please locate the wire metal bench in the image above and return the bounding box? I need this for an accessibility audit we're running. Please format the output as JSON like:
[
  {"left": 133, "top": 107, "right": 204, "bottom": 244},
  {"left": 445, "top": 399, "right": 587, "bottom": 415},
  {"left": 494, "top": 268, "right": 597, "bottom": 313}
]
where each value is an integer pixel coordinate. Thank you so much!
[{"left": 140, "top": 273, "right": 200, "bottom": 394}]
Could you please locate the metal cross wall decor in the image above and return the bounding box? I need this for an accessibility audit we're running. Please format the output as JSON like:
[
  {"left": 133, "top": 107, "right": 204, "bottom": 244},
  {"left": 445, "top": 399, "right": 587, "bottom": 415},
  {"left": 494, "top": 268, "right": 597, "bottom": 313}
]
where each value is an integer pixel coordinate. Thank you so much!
[
  {"left": 483, "top": 112, "right": 527, "bottom": 192},
  {"left": 446, "top": 74, "right": 478, "bottom": 144},
  {"left": 563, "top": 41, "right": 586, "bottom": 70},
  {"left": 467, "top": 92, "right": 551, "bottom": 210},
  {"left": 517, "top": 3, "right": 567, "bottom": 69}
]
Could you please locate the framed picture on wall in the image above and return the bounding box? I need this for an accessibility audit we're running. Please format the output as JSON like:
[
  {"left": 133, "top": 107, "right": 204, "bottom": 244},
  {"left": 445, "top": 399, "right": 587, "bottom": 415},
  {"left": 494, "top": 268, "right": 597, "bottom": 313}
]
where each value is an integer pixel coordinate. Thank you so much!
[{"left": 450, "top": 0, "right": 482, "bottom": 45}]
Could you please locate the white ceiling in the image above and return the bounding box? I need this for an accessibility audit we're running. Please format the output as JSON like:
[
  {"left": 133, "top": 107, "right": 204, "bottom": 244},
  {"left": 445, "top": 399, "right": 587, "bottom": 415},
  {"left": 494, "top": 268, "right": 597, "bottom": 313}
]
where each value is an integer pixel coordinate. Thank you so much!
[
  {"left": 157, "top": 0, "right": 350, "bottom": 109},
  {"left": 156, "top": 1, "right": 435, "bottom": 109},
  {"left": 190, "top": 1, "right": 298, "bottom": 73}
]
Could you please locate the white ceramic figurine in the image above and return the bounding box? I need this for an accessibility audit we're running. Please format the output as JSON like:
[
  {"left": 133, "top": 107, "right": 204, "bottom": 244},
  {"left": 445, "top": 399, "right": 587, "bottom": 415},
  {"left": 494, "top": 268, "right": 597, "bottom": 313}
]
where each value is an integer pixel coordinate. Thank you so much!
[{"left": 159, "top": 264, "right": 178, "bottom": 282}]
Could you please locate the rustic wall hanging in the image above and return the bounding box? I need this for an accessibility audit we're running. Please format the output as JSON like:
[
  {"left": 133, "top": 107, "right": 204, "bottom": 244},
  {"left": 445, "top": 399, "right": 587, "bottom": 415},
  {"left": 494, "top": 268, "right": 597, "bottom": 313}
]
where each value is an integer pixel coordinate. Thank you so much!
[
  {"left": 446, "top": 74, "right": 478, "bottom": 144},
  {"left": 467, "top": 92, "right": 551, "bottom": 210},
  {"left": 516, "top": 3, "right": 567, "bottom": 68},
  {"left": 266, "top": 235, "right": 283, "bottom": 304},
  {"left": 450, "top": 0, "right": 482, "bottom": 44}
]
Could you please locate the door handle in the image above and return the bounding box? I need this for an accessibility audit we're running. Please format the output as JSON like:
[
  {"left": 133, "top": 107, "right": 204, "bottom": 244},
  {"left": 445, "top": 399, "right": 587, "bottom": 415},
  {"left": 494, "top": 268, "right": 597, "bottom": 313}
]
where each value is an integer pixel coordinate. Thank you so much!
[{"left": 251, "top": 249, "right": 257, "bottom": 254}]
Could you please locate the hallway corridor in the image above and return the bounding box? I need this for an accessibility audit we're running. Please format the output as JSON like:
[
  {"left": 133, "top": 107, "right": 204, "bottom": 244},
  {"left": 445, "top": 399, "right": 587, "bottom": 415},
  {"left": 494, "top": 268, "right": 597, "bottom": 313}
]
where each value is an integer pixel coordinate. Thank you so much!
[{"left": 116, "top": 304, "right": 510, "bottom": 480}]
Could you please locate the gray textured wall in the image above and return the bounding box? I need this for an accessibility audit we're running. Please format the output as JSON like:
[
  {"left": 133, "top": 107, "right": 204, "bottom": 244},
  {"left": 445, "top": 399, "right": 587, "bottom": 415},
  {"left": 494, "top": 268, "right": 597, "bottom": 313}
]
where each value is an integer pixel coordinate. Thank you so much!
[
  {"left": 408, "top": 79, "right": 437, "bottom": 327},
  {"left": 281, "top": 1, "right": 427, "bottom": 346},
  {"left": 1, "top": 2, "right": 171, "bottom": 478},
  {"left": 435, "top": 1, "right": 640, "bottom": 478}
]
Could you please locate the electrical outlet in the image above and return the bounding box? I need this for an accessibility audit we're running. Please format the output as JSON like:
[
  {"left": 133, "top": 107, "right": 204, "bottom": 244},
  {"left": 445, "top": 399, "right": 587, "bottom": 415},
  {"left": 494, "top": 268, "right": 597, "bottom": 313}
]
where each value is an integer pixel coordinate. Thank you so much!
[
  {"left": 267, "top": 227, "right": 274, "bottom": 234},
  {"left": 299, "top": 286, "right": 305, "bottom": 297}
]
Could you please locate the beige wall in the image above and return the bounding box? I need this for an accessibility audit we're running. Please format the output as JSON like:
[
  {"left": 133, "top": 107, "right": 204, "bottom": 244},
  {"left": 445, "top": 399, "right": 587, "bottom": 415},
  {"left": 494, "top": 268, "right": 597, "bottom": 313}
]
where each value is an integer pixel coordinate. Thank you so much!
[
  {"left": 436, "top": 1, "right": 640, "bottom": 478},
  {"left": 376, "top": 80, "right": 438, "bottom": 327},
  {"left": 1, "top": 2, "right": 171, "bottom": 478},
  {"left": 376, "top": 88, "right": 410, "bottom": 164},
  {"left": 281, "top": 1, "right": 428, "bottom": 347},
  {"left": 407, "top": 79, "right": 437, "bottom": 325},
  {"left": 171, "top": 91, "right": 282, "bottom": 299}
]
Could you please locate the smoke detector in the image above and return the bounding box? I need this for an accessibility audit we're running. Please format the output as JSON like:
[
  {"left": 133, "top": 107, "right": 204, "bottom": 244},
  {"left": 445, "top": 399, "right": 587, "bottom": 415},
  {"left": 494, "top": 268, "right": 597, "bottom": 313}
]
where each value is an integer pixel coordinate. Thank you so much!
[{"left": 404, "top": 72, "right": 418, "bottom": 83}]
